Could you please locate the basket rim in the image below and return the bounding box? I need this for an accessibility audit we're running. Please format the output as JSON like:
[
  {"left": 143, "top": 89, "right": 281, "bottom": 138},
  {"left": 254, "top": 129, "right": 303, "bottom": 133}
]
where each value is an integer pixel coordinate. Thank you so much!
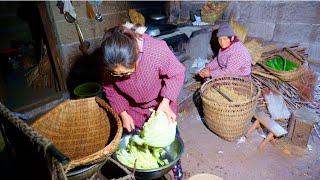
[
  {"left": 66, "top": 97, "right": 123, "bottom": 172},
  {"left": 200, "top": 76, "right": 261, "bottom": 105},
  {"left": 260, "top": 53, "right": 305, "bottom": 72},
  {"left": 32, "top": 97, "right": 123, "bottom": 172}
]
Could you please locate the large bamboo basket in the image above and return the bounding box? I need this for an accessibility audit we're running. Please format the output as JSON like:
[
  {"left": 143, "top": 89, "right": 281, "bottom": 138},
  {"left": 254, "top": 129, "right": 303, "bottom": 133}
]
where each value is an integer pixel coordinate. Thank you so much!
[
  {"left": 31, "top": 97, "right": 122, "bottom": 172},
  {"left": 260, "top": 49, "right": 305, "bottom": 81},
  {"left": 200, "top": 76, "right": 260, "bottom": 141}
]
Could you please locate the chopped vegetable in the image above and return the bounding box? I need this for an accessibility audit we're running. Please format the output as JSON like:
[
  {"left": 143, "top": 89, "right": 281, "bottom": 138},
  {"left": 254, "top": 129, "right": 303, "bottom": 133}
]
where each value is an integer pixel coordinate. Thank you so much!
[
  {"left": 116, "top": 135, "right": 170, "bottom": 169},
  {"left": 141, "top": 109, "right": 177, "bottom": 147},
  {"left": 116, "top": 109, "right": 176, "bottom": 169},
  {"left": 265, "top": 56, "right": 298, "bottom": 71}
]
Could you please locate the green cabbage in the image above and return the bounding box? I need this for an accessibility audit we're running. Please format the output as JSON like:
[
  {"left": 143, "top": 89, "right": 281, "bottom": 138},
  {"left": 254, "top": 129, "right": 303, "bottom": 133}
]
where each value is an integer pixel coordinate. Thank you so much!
[
  {"left": 116, "top": 140, "right": 159, "bottom": 169},
  {"left": 265, "top": 56, "right": 298, "bottom": 71},
  {"left": 140, "top": 110, "right": 177, "bottom": 147},
  {"left": 116, "top": 134, "right": 169, "bottom": 169},
  {"left": 116, "top": 109, "right": 176, "bottom": 169}
]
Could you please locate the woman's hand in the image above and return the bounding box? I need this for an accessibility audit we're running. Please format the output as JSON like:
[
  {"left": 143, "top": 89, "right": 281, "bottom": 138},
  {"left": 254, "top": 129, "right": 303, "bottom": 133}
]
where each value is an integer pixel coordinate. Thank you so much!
[
  {"left": 199, "top": 68, "right": 211, "bottom": 78},
  {"left": 120, "top": 111, "right": 135, "bottom": 132},
  {"left": 157, "top": 98, "right": 176, "bottom": 122}
]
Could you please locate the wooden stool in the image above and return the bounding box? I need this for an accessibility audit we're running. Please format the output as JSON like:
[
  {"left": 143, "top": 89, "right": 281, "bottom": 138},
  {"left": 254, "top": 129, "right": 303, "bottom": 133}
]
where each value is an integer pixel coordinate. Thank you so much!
[{"left": 246, "top": 111, "right": 288, "bottom": 151}]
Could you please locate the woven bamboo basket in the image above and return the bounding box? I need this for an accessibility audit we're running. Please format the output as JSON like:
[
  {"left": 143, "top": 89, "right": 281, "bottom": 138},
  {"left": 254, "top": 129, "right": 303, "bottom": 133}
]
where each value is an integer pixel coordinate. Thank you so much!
[
  {"left": 200, "top": 76, "right": 261, "bottom": 141},
  {"left": 201, "top": 11, "right": 223, "bottom": 24},
  {"left": 31, "top": 97, "right": 123, "bottom": 173},
  {"left": 260, "top": 50, "right": 305, "bottom": 81}
]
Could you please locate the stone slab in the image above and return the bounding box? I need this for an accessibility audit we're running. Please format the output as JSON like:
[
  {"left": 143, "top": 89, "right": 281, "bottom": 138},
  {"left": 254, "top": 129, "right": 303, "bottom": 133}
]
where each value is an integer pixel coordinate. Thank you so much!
[
  {"left": 238, "top": 1, "right": 279, "bottom": 24},
  {"left": 276, "top": 1, "right": 320, "bottom": 24},
  {"left": 55, "top": 12, "right": 128, "bottom": 44},
  {"left": 239, "top": 21, "right": 275, "bottom": 41},
  {"left": 272, "top": 23, "right": 313, "bottom": 43}
]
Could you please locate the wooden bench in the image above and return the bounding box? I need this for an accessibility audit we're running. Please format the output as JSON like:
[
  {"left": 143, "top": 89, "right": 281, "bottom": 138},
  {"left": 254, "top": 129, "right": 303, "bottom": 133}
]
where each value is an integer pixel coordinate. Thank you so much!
[{"left": 246, "top": 110, "right": 288, "bottom": 151}]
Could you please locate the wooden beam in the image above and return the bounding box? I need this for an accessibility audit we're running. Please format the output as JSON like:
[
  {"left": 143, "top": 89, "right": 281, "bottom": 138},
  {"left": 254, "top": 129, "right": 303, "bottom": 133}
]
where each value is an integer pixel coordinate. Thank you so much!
[
  {"left": 254, "top": 111, "right": 288, "bottom": 137},
  {"left": 37, "top": 2, "right": 66, "bottom": 92}
]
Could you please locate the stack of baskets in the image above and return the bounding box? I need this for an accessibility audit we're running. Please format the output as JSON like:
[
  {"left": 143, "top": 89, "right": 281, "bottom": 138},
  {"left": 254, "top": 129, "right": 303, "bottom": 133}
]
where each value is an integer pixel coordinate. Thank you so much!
[
  {"left": 201, "top": 76, "right": 261, "bottom": 141},
  {"left": 31, "top": 97, "right": 122, "bottom": 174},
  {"left": 259, "top": 49, "right": 305, "bottom": 82}
]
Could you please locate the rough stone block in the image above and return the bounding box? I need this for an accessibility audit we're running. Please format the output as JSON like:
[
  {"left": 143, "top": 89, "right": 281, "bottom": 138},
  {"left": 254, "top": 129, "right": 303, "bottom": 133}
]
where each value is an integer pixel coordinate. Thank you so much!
[
  {"left": 272, "top": 23, "right": 313, "bottom": 43},
  {"left": 238, "top": 1, "right": 279, "bottom": 24},
  {"left": 59, "top": 38, "right": 102, "bottom": 77},
  {"left": 71, "top": 1, "right": 87, "bottom": 20},
  {"left": 179, "top": 1, "right": 205, "bottom": 20},
  {"left": 270, "top": 41, "right": 298, "bottom": 49},
  {"left": 276, "top": 1, "right": 320, "bottom": 24},
  {"left": 223, "top": 2, "right": 240, "bottom": 20},
  {"left": 49, "top": 1, "right": 129, "bottom": 23},
  {"left": 55, "top": 21, "right": 78, "bottom": 45},
  {"left": 306, "top": 43, "right": 320, "bottom": 61},
  {"left": 309, "top": 25, "right": 320, "bottom": 43},
  {"left": 100, "top": 1, "right": 129, "bottom": 15},
  {"left": 49, "top": 1, "right": 65, "bottom": 22},
  {"left": 55, "top": 12, "right": 128, "bottom": 45},
  {"left": 100, "top": 12, "right": 129, "bottom": 31},
  {"left": 240, "top": 21, "right": 275, "bottom": 41}
]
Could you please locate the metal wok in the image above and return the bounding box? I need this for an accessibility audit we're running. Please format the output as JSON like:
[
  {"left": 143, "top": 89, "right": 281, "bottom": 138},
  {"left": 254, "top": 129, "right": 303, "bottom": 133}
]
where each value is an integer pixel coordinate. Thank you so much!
[{"left": 113, "top": 134, "right": 184, "bottom": 179}]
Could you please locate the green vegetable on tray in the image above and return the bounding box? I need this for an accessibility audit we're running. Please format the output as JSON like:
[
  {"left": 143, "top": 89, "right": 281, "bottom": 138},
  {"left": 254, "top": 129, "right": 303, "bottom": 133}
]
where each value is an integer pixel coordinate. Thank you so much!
[
  {"left": 265, "top": 56, "right": 299, "bottom": 72},
  {"left": 116, "top": 109, "right": 176, "bottom": 169}
]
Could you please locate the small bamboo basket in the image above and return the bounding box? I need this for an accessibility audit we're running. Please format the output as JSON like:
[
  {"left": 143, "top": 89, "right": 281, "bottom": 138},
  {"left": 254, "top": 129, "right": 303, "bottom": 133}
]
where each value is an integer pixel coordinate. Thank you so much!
[
  {"left": 260, "top": 49, "right": 305, "bottom": 82},
  {"left": 200, "top": 76, "right": 261, "bottom": 141},
  {"left": 31, "top": 97, "right": 122, "bottom": 173}
]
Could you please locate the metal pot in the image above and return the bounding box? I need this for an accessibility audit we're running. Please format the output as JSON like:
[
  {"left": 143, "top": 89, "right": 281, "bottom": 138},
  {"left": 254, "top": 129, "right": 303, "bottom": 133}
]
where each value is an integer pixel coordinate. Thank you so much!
[
  {"left": 145, "top": 26, "right": 161, "bottom": 37},
  {"left": 114, "top": 135, "right": 184, "bottom": 179},
  {"left": 147, "top": 14, "right": 168, "bottom": 25},
  {"left": 145, "top": 24, "right": 178, "bottom": 37},
  {"left": 66, "top": 160, "right": 106, "bottom": 180}
]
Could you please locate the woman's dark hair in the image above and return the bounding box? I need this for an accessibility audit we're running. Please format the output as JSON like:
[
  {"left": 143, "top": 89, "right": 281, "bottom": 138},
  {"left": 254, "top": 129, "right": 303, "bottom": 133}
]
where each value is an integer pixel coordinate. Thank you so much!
[{"left": 101, "top": 25, "right": 140, "bottom": 71}]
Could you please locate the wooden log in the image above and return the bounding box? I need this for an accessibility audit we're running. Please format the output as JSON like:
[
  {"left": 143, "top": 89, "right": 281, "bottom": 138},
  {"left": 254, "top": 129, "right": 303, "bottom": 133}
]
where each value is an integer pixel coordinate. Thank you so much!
[
  {"left": 254, "top": 111, "right": 288, "bottom": 137},
  {"left": 38, "top": 2, "right": 66, "bottom": 91}
]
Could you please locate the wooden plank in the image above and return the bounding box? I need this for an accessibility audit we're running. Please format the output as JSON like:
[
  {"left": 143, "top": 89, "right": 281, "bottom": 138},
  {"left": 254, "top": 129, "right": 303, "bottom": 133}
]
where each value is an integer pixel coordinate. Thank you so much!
[
  {"left": 254, "top": 111, "right": 288, "bottom": 137},
  {"left": 262, "top": 88, "right": 291, "bottom": 120},
  {"left": 37, "top": 2, "right": 66, "bottom": 92}
]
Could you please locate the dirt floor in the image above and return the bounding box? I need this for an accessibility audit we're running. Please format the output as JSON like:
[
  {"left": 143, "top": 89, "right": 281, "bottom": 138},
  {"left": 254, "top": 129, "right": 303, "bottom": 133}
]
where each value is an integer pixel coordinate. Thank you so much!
[
  {"left": 177, "top": 94, "right": 320, "bottom": 180},
  {"left": 1, "top": 74, "right": 319, "bottom": 180}
]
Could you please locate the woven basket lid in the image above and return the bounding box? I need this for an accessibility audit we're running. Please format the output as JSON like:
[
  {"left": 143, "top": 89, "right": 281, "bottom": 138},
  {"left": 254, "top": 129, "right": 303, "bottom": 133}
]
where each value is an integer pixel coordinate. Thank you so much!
[
  {"left": 31, "top": 97, "right": 112, "bottom": 160},
  {"left": 189, "top": 173, "right": 223, "bottom": 180}
]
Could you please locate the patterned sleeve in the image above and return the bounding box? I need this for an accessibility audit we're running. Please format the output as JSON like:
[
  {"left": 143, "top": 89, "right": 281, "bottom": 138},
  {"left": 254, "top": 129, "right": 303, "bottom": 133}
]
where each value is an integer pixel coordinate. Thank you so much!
[
  {"left": 205, "top": 56, "right": 219, "bottom": 70},
  {"left": 158, "top": 41, "right": 186, "bottom": 102},
  {"left": 103, "top": 83, "right": 129, "bottom": 114},
  {"left": 210, "top": 49, "right": 251, "bottom": 77}
]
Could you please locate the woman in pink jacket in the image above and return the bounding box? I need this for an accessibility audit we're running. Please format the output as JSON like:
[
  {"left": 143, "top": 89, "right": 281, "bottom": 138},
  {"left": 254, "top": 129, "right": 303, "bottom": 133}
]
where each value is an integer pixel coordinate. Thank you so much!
[
  {"left": 199, "top": 22, "right": 252, "bottom": 78},
  {"left": 101, "top": 25, "right": 184, "bottom": 179}
]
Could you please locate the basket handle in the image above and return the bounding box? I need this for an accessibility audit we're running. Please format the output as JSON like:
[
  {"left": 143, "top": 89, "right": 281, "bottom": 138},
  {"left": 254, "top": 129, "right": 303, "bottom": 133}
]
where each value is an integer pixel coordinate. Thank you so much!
[{"left": 47, "top": 144, "right": 70, "bottom": 165}]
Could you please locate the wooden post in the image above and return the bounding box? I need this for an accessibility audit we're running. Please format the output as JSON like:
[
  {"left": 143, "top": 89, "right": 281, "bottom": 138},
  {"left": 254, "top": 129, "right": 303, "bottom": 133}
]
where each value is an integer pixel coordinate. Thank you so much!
[{"left": 37, "top": 2, "right": 66, "bottom": 92}]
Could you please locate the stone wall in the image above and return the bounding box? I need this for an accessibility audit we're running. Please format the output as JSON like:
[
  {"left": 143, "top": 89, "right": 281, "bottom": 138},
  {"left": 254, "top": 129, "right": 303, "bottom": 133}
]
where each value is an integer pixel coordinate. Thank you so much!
[
  {"left": 168, "top": 1, "right": 206, "bottom": 23},
  {"left": 224, "top": 1, "right": 320, "bottom": 63},
  {"left": 46, "top": 1, "right": 129, "bottom": 77}
]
